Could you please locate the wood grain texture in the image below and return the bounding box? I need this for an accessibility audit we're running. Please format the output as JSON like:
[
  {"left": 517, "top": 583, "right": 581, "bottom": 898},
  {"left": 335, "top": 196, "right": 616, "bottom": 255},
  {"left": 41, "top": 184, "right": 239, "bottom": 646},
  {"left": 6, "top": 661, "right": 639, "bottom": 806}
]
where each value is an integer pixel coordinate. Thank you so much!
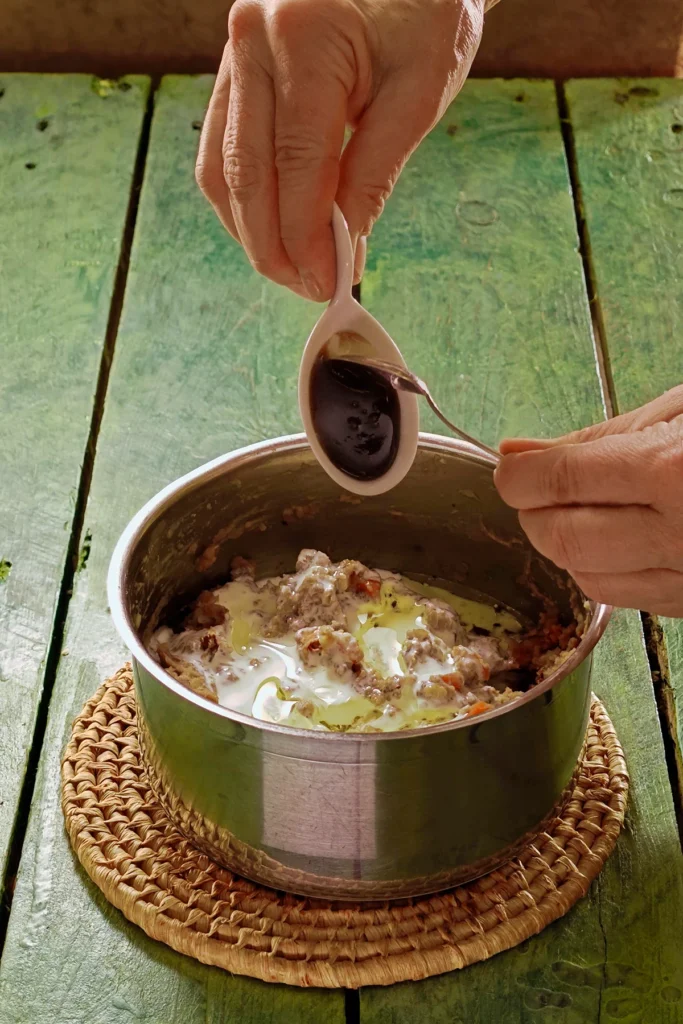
[
  {"left": 566, "top": 78, "right": 683, "bottom": 817},
  {"left": 2, "top": 75, "right": 682, "bottom": 1022},
  {"left": 362, "top": 80, "right": 604, "bottom": 443},
  {"left": 0, "top": 74, "right": 341, "bottom": 1024},
  {"left": 0, "top": 73, "right": 148, "bottom": 879},
  {"left": 564, "top": 80, "right": 683, "bottom": 404},
  {"left": 360, "top": 80, "right": 683, "bottom": 1023}
]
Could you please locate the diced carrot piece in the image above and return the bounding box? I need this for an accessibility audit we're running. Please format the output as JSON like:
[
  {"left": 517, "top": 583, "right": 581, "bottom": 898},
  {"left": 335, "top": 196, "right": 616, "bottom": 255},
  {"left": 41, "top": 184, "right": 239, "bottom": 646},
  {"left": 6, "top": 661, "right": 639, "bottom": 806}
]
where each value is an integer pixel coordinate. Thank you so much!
[
  {"left": 440, "top": 673, "right": 463, "bottom": 691},
  {"left": 465, "top": 701, "right": 491, "bottom": 717},
  {"left": 352, "top": 574, "right": 381, "bottom": 599}
]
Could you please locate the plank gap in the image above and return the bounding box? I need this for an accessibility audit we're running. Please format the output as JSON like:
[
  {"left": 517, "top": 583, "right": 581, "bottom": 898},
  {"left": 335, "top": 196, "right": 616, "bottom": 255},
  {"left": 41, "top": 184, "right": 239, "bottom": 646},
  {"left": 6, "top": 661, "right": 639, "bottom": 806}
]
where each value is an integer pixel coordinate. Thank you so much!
[
  {"left": 0, "top": 76, "right": 158, "bottom": 963},
  {"left": 555, "top": 81, "right": 617, "bottom": 419},
  {"left": 344, "top": 988, "right": 361, "bottom": 1024},
  {"left": 640, "top": 612, "right": 683, "bottom": 849}
]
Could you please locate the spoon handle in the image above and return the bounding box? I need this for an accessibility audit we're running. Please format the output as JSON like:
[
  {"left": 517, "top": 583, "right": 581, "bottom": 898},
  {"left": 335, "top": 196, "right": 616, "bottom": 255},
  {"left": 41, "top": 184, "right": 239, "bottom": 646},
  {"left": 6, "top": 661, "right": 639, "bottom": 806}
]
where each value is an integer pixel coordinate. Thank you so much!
[
  {"left": 332, "top": 203, "right": 355, "bottom": 302},
  {"left": 422, "top": 391, "right": 501, "bottom": 463}
]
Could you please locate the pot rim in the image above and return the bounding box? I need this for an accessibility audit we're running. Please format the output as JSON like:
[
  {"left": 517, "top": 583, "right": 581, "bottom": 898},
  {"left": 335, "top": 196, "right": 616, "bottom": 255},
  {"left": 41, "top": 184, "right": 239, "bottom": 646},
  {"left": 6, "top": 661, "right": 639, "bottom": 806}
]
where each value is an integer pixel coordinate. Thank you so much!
[{"left": 107, "top": 432, "right": 612, "bottom": 743}]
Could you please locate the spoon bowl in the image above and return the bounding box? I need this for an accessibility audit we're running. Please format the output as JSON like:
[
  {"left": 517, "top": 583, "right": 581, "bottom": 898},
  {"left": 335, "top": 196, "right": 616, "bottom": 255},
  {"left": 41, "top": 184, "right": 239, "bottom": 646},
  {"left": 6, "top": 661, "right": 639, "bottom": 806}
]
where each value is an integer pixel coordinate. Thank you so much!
[{"left": 298, "top": 205, "right": 419, "bottom": 495}]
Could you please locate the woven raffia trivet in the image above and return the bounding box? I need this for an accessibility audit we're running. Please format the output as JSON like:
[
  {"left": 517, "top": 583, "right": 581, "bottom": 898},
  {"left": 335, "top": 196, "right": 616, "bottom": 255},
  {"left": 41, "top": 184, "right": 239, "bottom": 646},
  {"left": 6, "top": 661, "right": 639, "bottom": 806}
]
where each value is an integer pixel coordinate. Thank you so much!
[{"left": 61, "top": 666, "right": 628, "bottom": 989}]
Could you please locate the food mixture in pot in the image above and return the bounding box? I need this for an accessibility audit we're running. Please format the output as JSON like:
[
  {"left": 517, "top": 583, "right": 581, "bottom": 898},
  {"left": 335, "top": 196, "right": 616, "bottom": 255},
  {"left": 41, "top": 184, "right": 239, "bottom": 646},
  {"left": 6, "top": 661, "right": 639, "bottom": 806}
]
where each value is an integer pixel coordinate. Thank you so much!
[{"left": 148, "top": 549, "right": 580, "bottom": 733}]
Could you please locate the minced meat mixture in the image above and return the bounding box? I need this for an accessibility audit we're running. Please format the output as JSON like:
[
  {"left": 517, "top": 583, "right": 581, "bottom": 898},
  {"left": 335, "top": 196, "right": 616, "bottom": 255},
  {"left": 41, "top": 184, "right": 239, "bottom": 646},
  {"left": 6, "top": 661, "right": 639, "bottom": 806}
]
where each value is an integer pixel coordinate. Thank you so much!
[{"left": 148, "top": 549, "right": 578, "bottom": 733}]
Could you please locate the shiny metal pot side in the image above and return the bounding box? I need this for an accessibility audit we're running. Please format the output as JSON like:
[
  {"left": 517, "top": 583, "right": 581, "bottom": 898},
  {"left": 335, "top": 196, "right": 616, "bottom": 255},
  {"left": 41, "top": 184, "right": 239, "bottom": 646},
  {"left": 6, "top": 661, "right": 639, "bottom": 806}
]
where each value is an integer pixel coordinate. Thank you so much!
[{"left": 108, "top": 434, "right": 610, "bottom": 900}]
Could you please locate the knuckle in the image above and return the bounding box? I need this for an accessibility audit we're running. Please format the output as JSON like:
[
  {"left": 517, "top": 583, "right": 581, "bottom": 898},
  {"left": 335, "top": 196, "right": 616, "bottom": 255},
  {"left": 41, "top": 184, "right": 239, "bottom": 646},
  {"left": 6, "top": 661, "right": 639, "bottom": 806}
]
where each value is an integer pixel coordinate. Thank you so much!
[
  {"left": 269, "top": 0, "right": 300, "bottom": 35},
  {"left": 548, "top": 511, "right": 582, "bottom": 569},
  {"left": 355, "top": 181, "right": 393, "bottom": 231},
  {"left": 269, "top": 0, "right": 325, "bottom": 38},
  {"left": 545, "top": 446, "right": 580, "bottom": 505},
  {"left": 222, "top": 143, "right": 266, "bottom": 200},
  {"left": 228, "top": 0, "right": 263, "bottom": 43},
  {"left": 275, "top": 131, "right": 335, "bottom": 176},
  {"left": 195, "top": 155, "right": 215, "bottom": 196}
]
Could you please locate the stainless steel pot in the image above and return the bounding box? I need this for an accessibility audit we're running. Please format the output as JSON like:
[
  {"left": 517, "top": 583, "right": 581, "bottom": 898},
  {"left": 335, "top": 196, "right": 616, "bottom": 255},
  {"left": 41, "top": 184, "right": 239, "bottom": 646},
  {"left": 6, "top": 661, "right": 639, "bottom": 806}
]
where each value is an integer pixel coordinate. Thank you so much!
[{"left": 108, "top": 434, "right": 610, "bottom": 900}]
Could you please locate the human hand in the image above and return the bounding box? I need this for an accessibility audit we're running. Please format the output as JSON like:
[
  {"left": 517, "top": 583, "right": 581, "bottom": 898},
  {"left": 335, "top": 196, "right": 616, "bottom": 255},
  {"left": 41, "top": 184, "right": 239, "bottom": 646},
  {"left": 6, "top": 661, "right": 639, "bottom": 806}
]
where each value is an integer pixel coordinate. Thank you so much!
[
  {"left": 195, "top": 0, "right": 486, "bottom": 301},
  {"left": 494, "top": 386, "right": 683, "bottom": 616}
]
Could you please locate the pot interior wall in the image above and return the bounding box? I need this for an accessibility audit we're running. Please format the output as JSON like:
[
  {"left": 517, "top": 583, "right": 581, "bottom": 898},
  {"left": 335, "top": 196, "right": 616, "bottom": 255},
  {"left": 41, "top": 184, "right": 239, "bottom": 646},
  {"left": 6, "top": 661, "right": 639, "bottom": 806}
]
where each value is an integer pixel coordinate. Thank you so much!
[{"left": 124, "top": 439, "right": 577, "bottom": 639}]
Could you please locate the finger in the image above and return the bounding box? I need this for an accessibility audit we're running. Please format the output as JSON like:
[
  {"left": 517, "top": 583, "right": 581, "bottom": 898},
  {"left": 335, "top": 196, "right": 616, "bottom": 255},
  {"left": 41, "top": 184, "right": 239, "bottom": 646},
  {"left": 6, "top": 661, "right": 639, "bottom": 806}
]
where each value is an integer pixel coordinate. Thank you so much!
[
  {"left": 273, "top": 71, "right": 346, "bottom": 302},
  {"left": 270, "top": 13, "right": 352, "bottom": 301},
  {"left": 336, "top": 75, "right": 442, "bottom": 249},
  {"left": 499, "top": 420, "right": 637, "bottom": 455},
  {"left": 518, "top": 505, "right": 678, "bottom": 573},
  {"left": 498, "top": 416, "right": 645, "bottom": 454},
  {"left": 494, "top": 431, "right": 659, "bottom": 510},
  {"left": 499, "top": 383, "right": 683, "bottom": 453},
  {"left": 195, "top": 44, "right": 240, "bottom": 242},
  {"left": 572, "top": 568, "right": 683, "bottom": 616},
  {"left": 225, "top": 11, "right": 307, "bottom": 295}
]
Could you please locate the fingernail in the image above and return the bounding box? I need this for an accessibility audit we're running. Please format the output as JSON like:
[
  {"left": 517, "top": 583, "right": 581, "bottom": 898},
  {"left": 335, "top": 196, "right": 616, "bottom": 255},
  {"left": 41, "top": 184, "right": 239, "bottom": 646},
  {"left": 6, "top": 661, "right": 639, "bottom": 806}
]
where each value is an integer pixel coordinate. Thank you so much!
[
  {"left": 353, "top": 236, "right": 367, "bottom": 285},
  {"left": 299, "top": 270, "right": 324, "bottom": 302}
]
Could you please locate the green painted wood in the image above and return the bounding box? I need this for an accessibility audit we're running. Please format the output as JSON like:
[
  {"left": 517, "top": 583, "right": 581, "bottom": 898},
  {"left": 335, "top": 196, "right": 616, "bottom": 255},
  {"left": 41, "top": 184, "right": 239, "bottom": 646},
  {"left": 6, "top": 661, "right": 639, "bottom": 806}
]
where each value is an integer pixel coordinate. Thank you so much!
[
  {"left": 564, "top": 79, "right": 683, "bottom": 406},
  {"left": 360, "top": 80, "right": 683, "bottom": 1022},
  {"left": 566, "top": 77, "right": 683, "bottom": 818},
  {"left": 3, "top": 74, "right": 682, "bottom": 1022},
  {"left": 0, "top": 75, "right": 341, "bottom": 1024},
  {"left": 0, "top": 73, "right": 149, "bottom": 879}
]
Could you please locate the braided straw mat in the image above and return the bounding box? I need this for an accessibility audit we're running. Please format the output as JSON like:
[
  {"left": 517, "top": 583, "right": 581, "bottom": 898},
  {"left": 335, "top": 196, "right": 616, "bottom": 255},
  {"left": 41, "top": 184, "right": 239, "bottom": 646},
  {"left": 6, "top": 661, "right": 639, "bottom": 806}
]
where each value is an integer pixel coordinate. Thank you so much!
[{"left": 61, "top": 666, "right": 628, "bottom": 989}]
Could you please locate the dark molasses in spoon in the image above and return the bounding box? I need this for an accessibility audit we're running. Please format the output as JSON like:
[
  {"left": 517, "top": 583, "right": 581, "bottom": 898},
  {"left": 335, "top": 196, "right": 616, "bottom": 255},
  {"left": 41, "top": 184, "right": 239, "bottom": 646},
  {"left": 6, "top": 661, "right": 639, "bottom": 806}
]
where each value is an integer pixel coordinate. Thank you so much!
[{"left": 310, "top": 356, "right": 400, "bottom": 481}]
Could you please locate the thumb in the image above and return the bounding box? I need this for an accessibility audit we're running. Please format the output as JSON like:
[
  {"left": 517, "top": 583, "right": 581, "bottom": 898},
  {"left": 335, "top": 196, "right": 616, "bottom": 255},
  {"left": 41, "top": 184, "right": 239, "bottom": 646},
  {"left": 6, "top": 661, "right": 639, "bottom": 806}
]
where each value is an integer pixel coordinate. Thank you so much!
[
  {"left": 336, "top": 76, "right": 441, "bottom": 249},
  {"left": 498, "top": 426, "right": 614, "bottom": 455},
  {"left": 499, "top": 406, "right": 659, "bottom": 455},
  {"left": 500, "top": 386, "right": 683, "bottom": 454}
]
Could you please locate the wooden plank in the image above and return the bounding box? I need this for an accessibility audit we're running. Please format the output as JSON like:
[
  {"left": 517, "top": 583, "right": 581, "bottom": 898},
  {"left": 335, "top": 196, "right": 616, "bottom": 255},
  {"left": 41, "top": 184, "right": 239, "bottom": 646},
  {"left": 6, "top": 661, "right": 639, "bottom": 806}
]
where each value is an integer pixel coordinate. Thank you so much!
[
  {"left": 566, "top": 78, "right": 683, "bottom": 816},
  {"left": 0, "top": 73, "right": 149, "bottom": 880},
  {"left": 564, "top": 80, "right": 683, "bottom": 404},
  {"left": 360, "top": 79, "right": 683, "bottom": 1022},
  {"left": 0, "top": 75, "right": 343, "bottom": 1023}
]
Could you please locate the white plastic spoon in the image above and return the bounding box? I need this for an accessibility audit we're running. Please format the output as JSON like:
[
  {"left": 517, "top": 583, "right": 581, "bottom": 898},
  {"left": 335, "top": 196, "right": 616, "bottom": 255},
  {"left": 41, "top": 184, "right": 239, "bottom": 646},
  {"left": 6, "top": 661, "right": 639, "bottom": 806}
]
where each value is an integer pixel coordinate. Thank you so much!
[{"left": 298, "top": 204, "right": 419, "bottom": 496}]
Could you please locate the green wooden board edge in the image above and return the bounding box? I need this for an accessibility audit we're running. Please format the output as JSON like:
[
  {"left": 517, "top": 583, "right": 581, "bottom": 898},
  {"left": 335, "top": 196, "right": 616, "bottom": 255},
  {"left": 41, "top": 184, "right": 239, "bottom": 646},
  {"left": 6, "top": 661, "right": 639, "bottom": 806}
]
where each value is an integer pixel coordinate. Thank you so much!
[
  {"left": 0, "top": 73, "right": 149, "bottom": 881},
  {"left": 566, "top": 77, "right": 683, "bottom": 833}
]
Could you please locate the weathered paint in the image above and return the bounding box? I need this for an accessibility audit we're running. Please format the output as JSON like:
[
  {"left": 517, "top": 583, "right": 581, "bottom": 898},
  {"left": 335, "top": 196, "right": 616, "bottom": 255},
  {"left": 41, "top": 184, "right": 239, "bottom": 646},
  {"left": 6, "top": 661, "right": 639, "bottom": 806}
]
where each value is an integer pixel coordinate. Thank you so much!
[{"left": 0, "top": 73, "right": 149, "bottom": 878}]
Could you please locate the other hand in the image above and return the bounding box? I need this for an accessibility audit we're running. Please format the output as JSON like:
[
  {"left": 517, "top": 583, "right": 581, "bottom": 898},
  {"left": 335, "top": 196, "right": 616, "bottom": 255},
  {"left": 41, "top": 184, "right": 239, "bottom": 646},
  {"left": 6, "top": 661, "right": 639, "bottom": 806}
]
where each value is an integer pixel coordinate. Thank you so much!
[{"left": 494, "top": 386, "right": 683, "bottom": 616}]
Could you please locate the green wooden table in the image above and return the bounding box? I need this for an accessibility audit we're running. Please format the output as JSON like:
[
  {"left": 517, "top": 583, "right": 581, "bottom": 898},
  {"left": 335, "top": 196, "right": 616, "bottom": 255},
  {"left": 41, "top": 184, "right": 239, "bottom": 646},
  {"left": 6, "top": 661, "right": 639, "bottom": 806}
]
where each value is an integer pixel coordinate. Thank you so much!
[{"left": 0, "top": 73, "right": 682, "bottom": 1023}]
